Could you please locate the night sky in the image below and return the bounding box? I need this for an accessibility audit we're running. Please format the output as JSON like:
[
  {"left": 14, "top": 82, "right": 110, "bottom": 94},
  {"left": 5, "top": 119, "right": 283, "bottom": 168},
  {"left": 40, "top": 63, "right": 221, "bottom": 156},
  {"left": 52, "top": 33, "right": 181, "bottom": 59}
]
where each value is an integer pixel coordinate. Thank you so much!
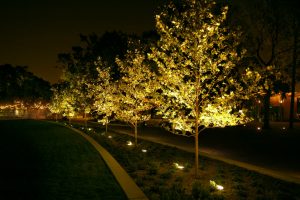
[{"left": 0, "top": 0, "right": 166, "bottom": 83}]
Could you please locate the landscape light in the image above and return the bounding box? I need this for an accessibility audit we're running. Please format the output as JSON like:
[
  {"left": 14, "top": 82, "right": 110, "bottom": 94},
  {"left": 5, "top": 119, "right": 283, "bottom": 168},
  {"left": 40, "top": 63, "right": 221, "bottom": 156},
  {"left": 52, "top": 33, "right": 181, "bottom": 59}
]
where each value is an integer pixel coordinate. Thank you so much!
[
  {"left": 108, "top": 135, "right": 112, "bottom": 139},
  {"left": 88, "top": 128, "right": 92, "bottom": 131},
  {"left": 257, "top": 127, "right": 261, "bottom": 131},
  {"left": 127, "top": 141, "right": 133, "bottom": 146},
  {"left": 174, "top": 163, "right": 184, "bottom": 169},
  {"left": 210, "top": 180, "right": 224, "bottom": 191},
  {"left": 142, "top": 149, "right": 147, "bottom": 153},
  {"left": 282, "top": 126, "right": 286, "bottom": 130}
]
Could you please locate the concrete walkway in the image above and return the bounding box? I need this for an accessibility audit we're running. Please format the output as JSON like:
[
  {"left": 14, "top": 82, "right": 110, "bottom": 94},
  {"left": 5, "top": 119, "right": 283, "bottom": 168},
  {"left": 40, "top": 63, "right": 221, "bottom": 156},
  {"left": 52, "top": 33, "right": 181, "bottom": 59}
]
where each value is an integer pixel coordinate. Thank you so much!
[
  {"left": 108, "top": 124, "right": 300, "bottom": 185},
  {"left": 52, "top": 122, "right": 148, "bottom": 200}
]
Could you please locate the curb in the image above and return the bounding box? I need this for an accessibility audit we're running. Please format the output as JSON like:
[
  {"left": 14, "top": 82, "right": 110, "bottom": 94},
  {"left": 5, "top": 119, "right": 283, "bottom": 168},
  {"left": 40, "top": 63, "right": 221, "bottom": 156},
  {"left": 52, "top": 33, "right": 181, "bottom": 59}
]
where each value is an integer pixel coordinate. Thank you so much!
[{"left": 48, "top": 121, "right": 148, "bottom": 200}]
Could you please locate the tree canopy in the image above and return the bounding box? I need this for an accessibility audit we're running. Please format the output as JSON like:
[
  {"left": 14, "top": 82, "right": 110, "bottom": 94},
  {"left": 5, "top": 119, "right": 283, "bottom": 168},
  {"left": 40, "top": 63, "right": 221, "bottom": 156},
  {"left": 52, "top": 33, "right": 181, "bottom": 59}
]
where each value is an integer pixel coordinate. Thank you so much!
[{"left": 0, "top": 64, "right": 51, "bottom": 103}]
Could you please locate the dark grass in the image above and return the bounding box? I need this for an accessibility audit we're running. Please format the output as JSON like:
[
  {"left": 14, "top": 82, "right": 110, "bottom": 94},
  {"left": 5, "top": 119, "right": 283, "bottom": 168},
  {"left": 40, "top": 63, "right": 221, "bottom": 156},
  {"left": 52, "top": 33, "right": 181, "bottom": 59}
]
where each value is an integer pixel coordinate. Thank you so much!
[
  {"left": 0, "top": 120, "right": 126, "bottom": 200},
  {"left": 74, "top": 123, "right": 300, "bottom": 200}
]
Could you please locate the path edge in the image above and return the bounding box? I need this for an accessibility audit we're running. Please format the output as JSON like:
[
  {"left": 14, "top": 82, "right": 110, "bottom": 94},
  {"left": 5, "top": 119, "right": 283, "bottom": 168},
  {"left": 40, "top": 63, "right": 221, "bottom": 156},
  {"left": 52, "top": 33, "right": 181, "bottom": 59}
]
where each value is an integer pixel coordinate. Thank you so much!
[{"left": 47, "top": 121, "right": 148, "bottom": 200}]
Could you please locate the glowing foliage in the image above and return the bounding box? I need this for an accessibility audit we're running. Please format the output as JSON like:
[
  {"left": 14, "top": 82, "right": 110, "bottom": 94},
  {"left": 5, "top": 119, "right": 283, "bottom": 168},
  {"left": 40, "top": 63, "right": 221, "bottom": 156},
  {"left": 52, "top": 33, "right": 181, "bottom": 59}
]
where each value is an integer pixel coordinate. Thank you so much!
[
  {"left": 115, "top": 48, "right": 158, "bottom": 143},
  {"left": 149, "top": 0, "right": 260, "bottom": 134},
  {"left": 49, "top": 85, "right": 76, "bottom": 118},
  {"left": 89, "top": 58, "right": 118, "bottom": 126}
]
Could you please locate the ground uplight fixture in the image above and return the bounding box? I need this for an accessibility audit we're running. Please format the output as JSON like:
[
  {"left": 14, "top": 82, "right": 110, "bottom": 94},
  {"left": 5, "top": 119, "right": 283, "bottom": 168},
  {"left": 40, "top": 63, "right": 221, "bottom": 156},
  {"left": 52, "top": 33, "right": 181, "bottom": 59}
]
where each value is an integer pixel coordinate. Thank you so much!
[
  {"left": 142, "top": 149, "right": 147, "bottom": 153},
  {"left": 210, "top": 180, "right": 224, "bottom": 191},
  {"left": 127, "top": 141, "right": 133, "bottom": 146},
  {"left": 88, "top": 128, "right": 92, "bottom": 131},
  {"left": 282, "top": 126, "right": 286, "bottom": 130},
  {"left": 257, "top": 127, "right": 261, "bottom": 131},
  {"left": 108, "top": 135, "right": 112, "bottom": 139},
  {"left": 174, "top": 162, "right": 184, "bottom": 170}
]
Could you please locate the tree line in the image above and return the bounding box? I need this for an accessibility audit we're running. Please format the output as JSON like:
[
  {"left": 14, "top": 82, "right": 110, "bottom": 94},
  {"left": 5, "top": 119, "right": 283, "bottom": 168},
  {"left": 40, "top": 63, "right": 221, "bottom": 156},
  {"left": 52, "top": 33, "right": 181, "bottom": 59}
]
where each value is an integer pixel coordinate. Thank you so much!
[
  {"left": 0, "top": 64, "right": 51, "bottom": 104},
  {"left": 49, "top": 0, "right": 299, "bottom": 177}
]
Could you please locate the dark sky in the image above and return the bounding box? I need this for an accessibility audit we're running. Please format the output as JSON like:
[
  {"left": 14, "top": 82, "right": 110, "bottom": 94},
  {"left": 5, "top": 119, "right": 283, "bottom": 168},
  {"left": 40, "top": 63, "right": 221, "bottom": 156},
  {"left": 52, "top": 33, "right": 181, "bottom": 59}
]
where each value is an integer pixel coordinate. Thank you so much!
[{"left": 0, "top": 0, "right": 166, "bottom": 83}]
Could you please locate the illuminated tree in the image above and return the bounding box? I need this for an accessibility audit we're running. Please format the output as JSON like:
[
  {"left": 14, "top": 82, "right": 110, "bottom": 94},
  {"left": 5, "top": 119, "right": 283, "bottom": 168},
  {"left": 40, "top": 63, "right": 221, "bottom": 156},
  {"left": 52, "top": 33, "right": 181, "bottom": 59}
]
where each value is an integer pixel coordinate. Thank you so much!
[
  {"left": 115, "top": 48, "right": 157, "bottom": 145},
  {"left": 149, "top": 0, "right": 260, "bottom": 177},
  {"left": 89, "top": 58, "right": 118, "bottom": 134},
  {"left": 70, "top": 75, "right": 93, "bottom": 127},
  {"left": 49, "top": 83, "right": 76, "bottom": 121}
]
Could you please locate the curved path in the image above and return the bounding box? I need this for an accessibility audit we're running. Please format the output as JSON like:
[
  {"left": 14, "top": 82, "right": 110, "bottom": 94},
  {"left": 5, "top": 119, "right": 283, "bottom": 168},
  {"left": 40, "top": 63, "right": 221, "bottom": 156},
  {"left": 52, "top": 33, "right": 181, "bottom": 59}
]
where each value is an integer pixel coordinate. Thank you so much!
[
  {"left": 102, "top": 121, "right": 300, "bottom": 184},
  {"left": 0, "top": 120, "right": 127, "bottom": 200},
  {"left": 64, "top": 124, "right": 148, "bottom": 200}
]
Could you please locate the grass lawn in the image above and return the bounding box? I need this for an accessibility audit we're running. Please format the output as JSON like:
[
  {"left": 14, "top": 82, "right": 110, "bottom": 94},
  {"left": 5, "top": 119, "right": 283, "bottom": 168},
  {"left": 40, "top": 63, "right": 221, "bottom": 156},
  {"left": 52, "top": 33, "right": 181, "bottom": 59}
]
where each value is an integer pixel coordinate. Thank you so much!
[
  {"left": 73, "top": 123, "right": 300, "bottom": 200},
  {"left": 0, "top": 120, "right": 126, "bottom": 200}
]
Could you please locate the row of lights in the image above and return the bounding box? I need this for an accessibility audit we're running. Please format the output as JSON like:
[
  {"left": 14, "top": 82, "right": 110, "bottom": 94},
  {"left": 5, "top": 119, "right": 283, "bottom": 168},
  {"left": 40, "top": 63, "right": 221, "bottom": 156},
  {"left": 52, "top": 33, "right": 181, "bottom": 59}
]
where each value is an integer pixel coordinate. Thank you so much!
[
  {"left": 257, "top": 126, "right": 287, "bottom": 132},
  {"left": 97, "top": 129, "right": 225, "bottom": 192}
]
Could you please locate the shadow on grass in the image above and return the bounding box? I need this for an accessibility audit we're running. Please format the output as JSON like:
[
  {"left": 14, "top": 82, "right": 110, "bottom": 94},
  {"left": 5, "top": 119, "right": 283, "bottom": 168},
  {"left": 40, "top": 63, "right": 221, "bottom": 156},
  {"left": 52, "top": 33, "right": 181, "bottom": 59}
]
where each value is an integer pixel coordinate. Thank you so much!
[{"left": 0, "top": 120, "right": 126, "bottom": 200}]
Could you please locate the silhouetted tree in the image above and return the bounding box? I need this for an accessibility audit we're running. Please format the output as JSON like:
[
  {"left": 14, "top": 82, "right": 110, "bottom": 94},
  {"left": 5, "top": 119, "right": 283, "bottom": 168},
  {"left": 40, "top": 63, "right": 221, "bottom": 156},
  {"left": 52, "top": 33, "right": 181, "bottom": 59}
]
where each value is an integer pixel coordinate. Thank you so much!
[
  {"left": 0, "top": 64, "right": 51, "bottom": 104},
  {"left": 229, "top": 0, "right": 291, "bottom": 128}
]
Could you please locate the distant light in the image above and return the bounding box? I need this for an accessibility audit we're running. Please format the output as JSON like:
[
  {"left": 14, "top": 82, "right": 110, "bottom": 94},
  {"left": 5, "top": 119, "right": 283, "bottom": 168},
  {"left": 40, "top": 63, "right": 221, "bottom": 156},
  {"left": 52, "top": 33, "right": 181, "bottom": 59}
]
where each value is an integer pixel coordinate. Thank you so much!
[
  {"left": 280, "top": 100, "right": 283, "bottom": 104},
  {"left": 108, "top": 135, "right": 112, "bottom": 139},
  {"left": 142, "top": 149, "right": 147, "bottom": 153},
  {"left": 81, "top": 127, "right": 84, "bottom": 130},
  {"left": 127, "top": 141, "right": 133, "bottom": 146},
  {"left": 282, "top": 126, "right": 286, "bottom": 130},
  {"left": 210, "top": 180, "right": 224, "bottom": 191},
  {"left": 257, "top": 127, "right": 261, "bottom": 131},
  {"left": 258, "top": 100, "right": 261, "bottom": 104},
  {"left": 216, "top": 185, "right": 224, "bottom": 190},
  {"left": 88, "top": 128, "right": 92, "bottom": 131},
  {"left": 174, "top": 163, "right": 184, "bottom": 169}
]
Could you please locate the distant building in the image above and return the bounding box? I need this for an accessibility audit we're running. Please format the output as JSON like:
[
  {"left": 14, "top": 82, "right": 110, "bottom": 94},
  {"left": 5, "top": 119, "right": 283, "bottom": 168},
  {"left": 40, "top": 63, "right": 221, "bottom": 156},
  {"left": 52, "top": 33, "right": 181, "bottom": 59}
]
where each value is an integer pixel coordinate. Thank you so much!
[{"left": 269, "top": 82, "right": 300, "bottom": 121}]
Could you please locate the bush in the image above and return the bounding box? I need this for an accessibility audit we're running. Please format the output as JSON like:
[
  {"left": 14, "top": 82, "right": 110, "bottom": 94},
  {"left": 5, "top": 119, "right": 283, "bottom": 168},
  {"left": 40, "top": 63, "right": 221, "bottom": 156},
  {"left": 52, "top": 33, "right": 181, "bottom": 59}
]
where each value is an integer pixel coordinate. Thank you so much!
[
  {"left": 160, "top": 169, "right": 174, "bottom": 180},
  {"left": 147, "top": 161, "right": 159, "bottom": 175},
  {"left": 161, "top": 183, "right": 189, "bottom": 200},
  {"left": 192, "top": 181, "right": 210, "bottom": 200}
]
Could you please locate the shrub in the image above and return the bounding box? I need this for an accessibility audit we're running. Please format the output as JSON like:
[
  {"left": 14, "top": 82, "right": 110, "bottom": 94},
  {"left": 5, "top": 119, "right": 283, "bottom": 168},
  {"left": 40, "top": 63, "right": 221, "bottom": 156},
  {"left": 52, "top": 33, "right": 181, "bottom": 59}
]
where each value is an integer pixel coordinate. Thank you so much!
[
  {"left": 147, "top": 161, "right": 159, "bottom": 175},
  {"left": 160, "top": 169, "right": 173, "bottom": 180},
  {"left": 161, "top": 183, "right": 189, "bottom": 200},
  {"left": 192, "top": 181, "right": 210, "bottom": 200}
]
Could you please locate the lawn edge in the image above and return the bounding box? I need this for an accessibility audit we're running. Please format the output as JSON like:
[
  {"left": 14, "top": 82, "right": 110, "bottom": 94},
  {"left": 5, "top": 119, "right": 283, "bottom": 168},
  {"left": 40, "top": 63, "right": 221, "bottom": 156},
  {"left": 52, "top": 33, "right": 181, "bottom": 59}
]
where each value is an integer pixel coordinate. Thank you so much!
[
  {"left": 46, "top": 121, "right": 148, "bottom": 200},
  {"left": 109, "top": 128, "right": 300, "bottom": 185}
]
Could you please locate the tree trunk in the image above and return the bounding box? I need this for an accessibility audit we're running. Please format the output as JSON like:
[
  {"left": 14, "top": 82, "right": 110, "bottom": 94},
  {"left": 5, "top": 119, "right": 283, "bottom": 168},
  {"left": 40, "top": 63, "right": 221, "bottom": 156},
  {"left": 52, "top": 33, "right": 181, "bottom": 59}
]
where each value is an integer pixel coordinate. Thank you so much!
[
  {"left": 289, "top": 19, "right": 298, "bottom": 129},
  {"left": 194, "top": 72, "right": 200, "bottom": 178},
  {"left": 134, "top": 120, "right": 138, "bottom": 145},
  {"left": 195, "top": 120, "right": 199, "bottom": 178},
  {"left": 263, "top": 89, "right": 271, "bottom": 129},
  {"left": 105, "top": 117, "right": 109, "bottom": 134},
  {"left": 84, "top": 112, "right": 87, "bottom": 128}
]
